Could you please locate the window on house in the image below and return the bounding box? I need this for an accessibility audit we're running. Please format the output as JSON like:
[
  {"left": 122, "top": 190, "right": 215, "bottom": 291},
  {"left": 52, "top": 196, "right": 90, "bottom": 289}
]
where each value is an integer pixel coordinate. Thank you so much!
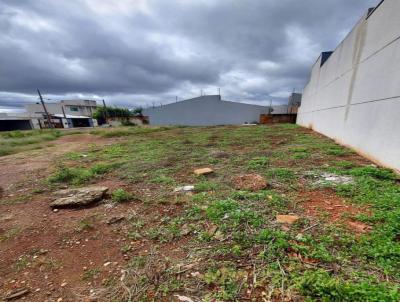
[{"left": 70, "top": 107, "right": 78, "bottom": 112}]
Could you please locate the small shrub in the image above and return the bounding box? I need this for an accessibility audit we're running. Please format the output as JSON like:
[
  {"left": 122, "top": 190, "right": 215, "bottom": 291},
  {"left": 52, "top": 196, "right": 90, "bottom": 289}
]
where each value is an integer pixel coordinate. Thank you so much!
[
  {"left": 350, "top": 166, "right": 397, "bottom": 180},
  {"left": 206, "top": 199, "right": 240, "bottom": 221},
  {"left": 77, "top": 217, "right": 95, "bottom": 231},
  {"left": 334, "top": 160, "right": 354, "bottom": 169},
  {"left": 290, "top": 147, "right": 310, "bottom": 159},
  {"left": 248, "top": 156, "right": 269, "bottom": 170},
  {"left": 112, "top": 188, "right": 134, "bottom": 203},
  {"left": 326, "top": 146, "right": 349, "bottom": 156},
  {"left": 297, "top": 270, "right": 400, "bottom": 302},
  {"left": 48, "top": 166, "right": 92, "bottom": 185},
  {"left": 82, "top": 268, "right": 100, "bottom": 281},
  {"left": 90, "top": 163, "right": 115, "bottom": 175},
  {"left": 268, "top": 168, "right": 296, "bottom": 181},
  {"left": 195, "top": 181, "right": 220, "bottom": 192},
  {"left": 204, "top": 267, "right": 245, "bottom": 300}
]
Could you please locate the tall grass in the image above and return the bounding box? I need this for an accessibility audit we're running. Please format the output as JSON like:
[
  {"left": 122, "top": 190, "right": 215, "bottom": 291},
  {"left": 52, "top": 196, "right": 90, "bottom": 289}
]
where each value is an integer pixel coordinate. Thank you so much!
[{"left": 0, "top": 129, "right": 63, "bottom": 156}]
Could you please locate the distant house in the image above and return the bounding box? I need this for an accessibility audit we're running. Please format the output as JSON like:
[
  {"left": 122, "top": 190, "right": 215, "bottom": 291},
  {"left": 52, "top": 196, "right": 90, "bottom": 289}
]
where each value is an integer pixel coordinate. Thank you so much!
[
  {"left": 26, "top": 100, "right": 97, "bottom": 117},
  {"left": 25, "top": 100, "right": 98, "bottom": 128},
  {"left": 143, "top": 95, "right": 270, "bottom": 126}
]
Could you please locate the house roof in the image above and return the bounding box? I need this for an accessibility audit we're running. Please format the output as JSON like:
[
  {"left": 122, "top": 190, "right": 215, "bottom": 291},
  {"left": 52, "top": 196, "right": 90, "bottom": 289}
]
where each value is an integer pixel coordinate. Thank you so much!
[{"left": 53, "top": 114, "right": 91, "bottom": 119}]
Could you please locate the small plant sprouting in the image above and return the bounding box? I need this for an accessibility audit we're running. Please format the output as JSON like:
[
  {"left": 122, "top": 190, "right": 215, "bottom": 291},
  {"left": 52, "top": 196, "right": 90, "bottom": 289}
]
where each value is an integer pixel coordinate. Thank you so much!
[{"left": 111, "top": 188, "right": 135, "bottom": 203}]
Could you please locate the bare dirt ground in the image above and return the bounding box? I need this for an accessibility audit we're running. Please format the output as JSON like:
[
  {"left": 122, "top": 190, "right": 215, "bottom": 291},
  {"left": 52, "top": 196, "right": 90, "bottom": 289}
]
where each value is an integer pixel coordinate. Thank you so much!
[
  {"left": 299, "top": 188, "right": 371, "bottom": 234},
  {"left": 0, "top": 134, "right": 126, "bottom": 301}
]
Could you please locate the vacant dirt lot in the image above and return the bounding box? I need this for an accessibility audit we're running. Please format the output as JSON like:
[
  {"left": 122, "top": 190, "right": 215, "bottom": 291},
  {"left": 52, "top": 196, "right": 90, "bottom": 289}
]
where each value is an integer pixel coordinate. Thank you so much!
[{"left": 0, "top": 125, "right": 399, "bottom": 301}]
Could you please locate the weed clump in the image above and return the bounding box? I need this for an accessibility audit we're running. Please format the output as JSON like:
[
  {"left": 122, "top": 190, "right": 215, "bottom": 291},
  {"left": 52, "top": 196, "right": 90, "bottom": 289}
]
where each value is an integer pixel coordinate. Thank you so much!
[
  {"left": 297, "top": 270, "right": 400, "bottom": 302},
  {"left": 48, "top": 163, "right": 117, "bottom": 185},
  {"left": 111, "top": 188, "right": 135, "bottom": 203},
  {"left": 350, "top": 166, "right": 397, "bottom": 180},
  {"left": 248, "top": 156, "right": 269, "bottom": 170}
]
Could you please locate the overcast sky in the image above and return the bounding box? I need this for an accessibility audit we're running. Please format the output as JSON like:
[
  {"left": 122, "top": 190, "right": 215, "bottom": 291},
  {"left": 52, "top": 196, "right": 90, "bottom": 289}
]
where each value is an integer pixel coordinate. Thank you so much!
[{"left": 0, "top": 0, "right": 379, "bottom": 112}]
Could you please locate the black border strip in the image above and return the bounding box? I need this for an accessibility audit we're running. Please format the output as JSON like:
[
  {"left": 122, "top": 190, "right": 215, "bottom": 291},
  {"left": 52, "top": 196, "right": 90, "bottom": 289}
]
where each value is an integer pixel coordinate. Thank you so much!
[{"left": 367, "top": 0, "right": 385, "bottom": 19}]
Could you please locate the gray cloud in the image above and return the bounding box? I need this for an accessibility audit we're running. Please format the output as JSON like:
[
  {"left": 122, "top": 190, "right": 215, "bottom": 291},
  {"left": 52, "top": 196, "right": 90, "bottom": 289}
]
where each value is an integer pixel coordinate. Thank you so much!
[{"left": 0, "top": 0, "right": 379, "bottom": 111}]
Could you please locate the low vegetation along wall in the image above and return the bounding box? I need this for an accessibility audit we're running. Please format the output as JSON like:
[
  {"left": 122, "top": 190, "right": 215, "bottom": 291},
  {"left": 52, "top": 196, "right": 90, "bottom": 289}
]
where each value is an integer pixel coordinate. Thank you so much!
[{"left": 297, "top": 0, "right": 400, "bottom": 172}]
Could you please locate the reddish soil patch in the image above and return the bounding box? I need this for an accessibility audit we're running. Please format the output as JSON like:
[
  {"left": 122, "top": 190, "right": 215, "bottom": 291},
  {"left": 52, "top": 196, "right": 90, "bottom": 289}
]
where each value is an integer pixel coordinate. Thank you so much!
[
  {"left": 0, "top": 134, "right": 144, "bottom": 301},
  {"left": 299, "top": 188, "right": 371, "bottom": 234},
  {"left": 232, "top": 174, "right": 267, "bottom": 191}
]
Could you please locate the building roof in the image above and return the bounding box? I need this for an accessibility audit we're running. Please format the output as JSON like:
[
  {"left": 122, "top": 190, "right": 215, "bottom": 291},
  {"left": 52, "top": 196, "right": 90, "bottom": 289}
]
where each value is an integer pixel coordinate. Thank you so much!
[
  {"left": 53, "top": 114, "right": 91, "bottom": 119},
  {"left": 0, "top": 113, "right": 33, "bottom": 120},
  {"left": 146, "top": 95, "right": 270, "bottom": 110}
]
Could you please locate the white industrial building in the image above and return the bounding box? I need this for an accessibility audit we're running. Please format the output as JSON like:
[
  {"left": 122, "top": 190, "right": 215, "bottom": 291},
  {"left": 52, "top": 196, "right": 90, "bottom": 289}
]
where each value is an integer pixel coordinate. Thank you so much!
[
  {"left": 297, "top": 0, "right": 400, "bottom": 172},
  {"left": 143, "top": 95, "right": 269, "bottom": 126},
  {"left": 143, "top": 95, "right": 299, "bottom": 126}
]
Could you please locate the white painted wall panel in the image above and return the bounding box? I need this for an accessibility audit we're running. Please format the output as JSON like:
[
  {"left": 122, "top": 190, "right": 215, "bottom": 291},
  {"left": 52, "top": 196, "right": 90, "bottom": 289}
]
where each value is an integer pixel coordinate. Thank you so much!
[
  {"left": 143, "top": 95, "right": 270, "bottom": 126},
  {"left": 297, "top": 0, "right": 400, "bottom": 172}
]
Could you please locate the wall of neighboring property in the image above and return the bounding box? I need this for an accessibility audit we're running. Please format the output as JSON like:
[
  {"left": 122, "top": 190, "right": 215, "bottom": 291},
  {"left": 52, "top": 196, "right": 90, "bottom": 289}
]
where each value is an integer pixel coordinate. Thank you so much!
[
  {"left": 143, "top": 95, "right": 269, "bottom": 126},
  {"left": 107, "top": 116, "right": 148, "bottom": 127},
  {"left": 297, "top": 0, "right": 400, "bottom": 172}
]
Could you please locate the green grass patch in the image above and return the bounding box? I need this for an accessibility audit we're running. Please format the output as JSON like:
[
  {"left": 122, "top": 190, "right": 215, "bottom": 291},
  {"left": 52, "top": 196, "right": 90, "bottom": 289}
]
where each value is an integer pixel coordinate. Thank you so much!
[
  {"left": 48, "top": 162, "right": 118, "bottom": 185},
  {"left": 0, "top": 129, "right": 65, "bottom": 156},
  {"left": 111, "top": 188, "right": 135, "bottom": 203},
  {"left": 297, "top": 270, "right": 400, "bottom": 302}
]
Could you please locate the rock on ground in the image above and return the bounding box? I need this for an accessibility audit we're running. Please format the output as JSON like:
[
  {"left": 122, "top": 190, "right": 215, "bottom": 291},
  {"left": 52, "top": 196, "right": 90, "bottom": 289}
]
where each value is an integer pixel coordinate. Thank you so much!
[
  {"left": 317, "top": 173, "right": 354, "bottom": 185},
  {"left": 194, "top": 168, "right": 214, "bottom": 176},
  {"left": 50, "top": 186, "right": 108, "bottom": 208},
  {"left": 174, "top": 185, "right": 195, "bottom": 193},
  {"left": 232, "top": 174, "right": 267, "bottom": 191},
  {"left": 276, "top": 215, "right": 300, "bottom": 225}
]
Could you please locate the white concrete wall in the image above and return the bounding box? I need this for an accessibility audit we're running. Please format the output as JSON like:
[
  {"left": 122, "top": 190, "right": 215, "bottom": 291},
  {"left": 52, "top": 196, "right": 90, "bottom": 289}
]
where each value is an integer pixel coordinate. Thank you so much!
[
  {"left": 297, "top": 0, "right": 400, "bottom": 172},
  {"left": 30, "top": 118, "right": 41, "bottom": 129},
  {"left": 143, "top": 95, "right": 269, "bottom": 126}
]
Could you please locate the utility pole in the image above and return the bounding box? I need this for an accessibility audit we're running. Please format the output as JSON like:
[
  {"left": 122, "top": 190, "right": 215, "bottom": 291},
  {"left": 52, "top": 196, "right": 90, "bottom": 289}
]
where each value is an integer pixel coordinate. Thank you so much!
[
  {"left": 102, "top": 99, "right": 108, "bottom": 124},
  {"left": 61, "top": 106, "right": 68, "bottom": 128},
  {"left": 61, "top": 106, "right": 67, "bottom": 119},
  {"left": 269, "top": 99, "right": 273, "bottom": 115},
  {"left": 37, "top": 89, "right": 54, "bottom": 128}
]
